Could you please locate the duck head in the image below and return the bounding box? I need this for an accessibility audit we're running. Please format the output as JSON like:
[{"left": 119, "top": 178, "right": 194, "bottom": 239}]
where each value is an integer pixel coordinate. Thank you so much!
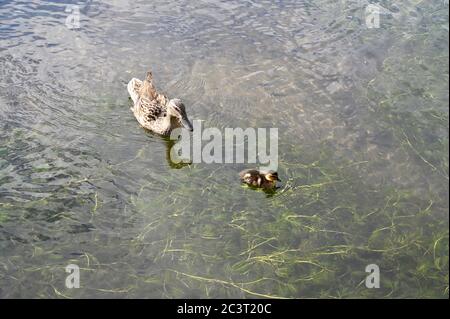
[
  {"left": 264, "top": 171, "right": 281, "bottom": 182},
  {"left": 167, "top": 99, "right": 193, "bottom": 131}
]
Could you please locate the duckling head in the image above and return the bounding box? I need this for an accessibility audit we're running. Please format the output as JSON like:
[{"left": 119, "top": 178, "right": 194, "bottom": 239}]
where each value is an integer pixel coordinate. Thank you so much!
[
  {"left": 264, "top": 171, "right": 281, "bottom": 182},
  {"left": 167, "top": 99, "right": 193, "bottom": 131}
]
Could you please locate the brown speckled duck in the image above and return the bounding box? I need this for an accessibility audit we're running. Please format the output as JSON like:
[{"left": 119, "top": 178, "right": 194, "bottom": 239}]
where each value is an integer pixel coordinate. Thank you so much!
[
  {"left": 239, "top": 169, "right": 281, "bottom": 189},
  {"left": 127, "top": 71, "right": 193, "bottom": 135}
]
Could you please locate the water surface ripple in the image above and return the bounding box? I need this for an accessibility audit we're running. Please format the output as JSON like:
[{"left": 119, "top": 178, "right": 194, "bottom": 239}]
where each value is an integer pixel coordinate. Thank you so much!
[{"left": 0, "top": 0, "right": 448, "bottom": 298}]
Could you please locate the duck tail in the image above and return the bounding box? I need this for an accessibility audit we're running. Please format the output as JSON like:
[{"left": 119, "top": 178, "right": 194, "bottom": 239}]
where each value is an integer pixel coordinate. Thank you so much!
[
  {"left": 139, "top": 70, "right": 157, "bottom": 99},
  {"left": 145, "top": 71, "right": 153, "bottom": 82}
]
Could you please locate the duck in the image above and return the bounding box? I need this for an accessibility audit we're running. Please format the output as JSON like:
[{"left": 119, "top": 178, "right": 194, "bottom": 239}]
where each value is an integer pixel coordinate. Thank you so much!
[
  {"left": 127, "top": 71, "right": 193, "bottom": 135},
  {"left": 239, "top": 169, "right": 281, "bottom": 189}
]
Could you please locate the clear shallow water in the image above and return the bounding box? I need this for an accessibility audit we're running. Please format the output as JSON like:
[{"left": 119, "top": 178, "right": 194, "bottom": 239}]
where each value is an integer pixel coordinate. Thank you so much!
[{"left": 0, "top": 0, "right": 448, "bottom": 298}]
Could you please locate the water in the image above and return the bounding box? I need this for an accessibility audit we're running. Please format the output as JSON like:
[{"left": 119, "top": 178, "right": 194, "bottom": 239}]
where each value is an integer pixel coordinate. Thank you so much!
[{"left": 0, "top": 0, "right": 448, "bottom": 298}]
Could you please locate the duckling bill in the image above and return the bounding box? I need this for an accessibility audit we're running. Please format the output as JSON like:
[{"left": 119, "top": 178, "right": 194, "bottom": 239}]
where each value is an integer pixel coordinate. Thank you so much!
[{"left": 239, "top": 169, "right": 281, "bottom": 189}]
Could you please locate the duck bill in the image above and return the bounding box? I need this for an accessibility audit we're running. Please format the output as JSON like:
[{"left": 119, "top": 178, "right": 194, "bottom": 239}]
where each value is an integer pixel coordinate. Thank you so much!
[{"left": 181, "top": 117, "right": 193, "bottom": 131}]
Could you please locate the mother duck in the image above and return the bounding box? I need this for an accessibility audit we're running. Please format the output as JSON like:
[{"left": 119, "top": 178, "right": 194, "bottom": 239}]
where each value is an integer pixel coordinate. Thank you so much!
[{"left": 127, "top": 71, "right": 193, "bottom": 135}]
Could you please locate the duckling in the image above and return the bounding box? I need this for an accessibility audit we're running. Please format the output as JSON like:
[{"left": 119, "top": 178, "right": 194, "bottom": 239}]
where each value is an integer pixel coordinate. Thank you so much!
[
  {"left": 239, "top": 169, "right": 281, "bottom": 189},
  {"left": 127, "top": 71, "right": 193, "bottom": 136}
]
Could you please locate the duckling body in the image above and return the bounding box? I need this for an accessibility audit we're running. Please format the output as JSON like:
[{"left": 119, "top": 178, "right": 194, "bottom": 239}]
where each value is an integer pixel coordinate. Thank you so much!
[
  {"left": 239, "top": 169, "right": 280, "bottom": 189},
  {"left": 127, "top": 72, "right": 193, "bottom": 136}
]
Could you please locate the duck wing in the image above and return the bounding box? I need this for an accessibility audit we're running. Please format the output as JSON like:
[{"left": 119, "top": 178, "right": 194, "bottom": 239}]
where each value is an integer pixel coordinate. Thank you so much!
[
  {"left": 135, "top": 96, "right": 166, "bottom": 122},
  {"left": 127, "top": 78, "right": 142, "bottom": 105},
  {"left": 239, "top": 169, "right": 260, "bottom": 179}
]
